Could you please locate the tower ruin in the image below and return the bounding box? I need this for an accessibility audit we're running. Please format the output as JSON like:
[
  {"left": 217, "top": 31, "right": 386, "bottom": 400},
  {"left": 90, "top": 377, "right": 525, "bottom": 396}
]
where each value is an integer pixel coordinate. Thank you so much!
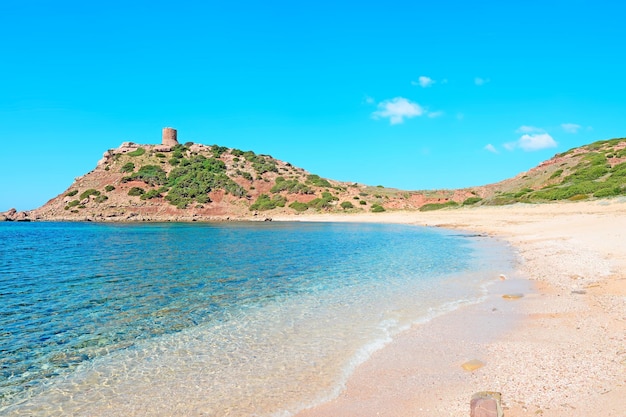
[{"left": 162, "top": 127, "right": 178, "bottom": 146}]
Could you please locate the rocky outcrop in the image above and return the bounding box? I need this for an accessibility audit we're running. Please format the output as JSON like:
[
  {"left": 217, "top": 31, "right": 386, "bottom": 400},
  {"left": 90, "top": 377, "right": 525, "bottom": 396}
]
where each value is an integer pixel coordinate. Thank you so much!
[{"left": 1, "top": 208, "right": 32, "bottom": 222}]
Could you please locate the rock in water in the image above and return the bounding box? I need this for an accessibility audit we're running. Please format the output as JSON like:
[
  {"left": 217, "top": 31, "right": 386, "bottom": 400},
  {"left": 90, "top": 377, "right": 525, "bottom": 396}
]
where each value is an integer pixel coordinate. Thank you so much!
[{"left": 470, "top": 391, "right": 503, "bottom": 417}]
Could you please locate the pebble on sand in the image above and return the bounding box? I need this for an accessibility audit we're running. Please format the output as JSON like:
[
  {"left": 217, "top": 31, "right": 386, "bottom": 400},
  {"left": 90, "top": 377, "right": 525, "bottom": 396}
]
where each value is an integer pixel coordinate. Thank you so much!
[
  {"left": 502, "top": 293, "right": 524, "bottom": 300},
  {"left": 461, "top": 359, "right": 485, "bottom": 371}
]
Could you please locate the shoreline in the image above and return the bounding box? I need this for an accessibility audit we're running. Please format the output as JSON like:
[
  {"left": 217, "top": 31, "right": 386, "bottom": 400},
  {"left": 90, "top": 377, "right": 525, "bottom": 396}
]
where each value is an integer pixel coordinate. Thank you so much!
[
  {"left": 276, "top": 200, "right": 626, "bottom": 416},
  {"left": 3, "top": 200, "right": 624, "bottom": 415}
]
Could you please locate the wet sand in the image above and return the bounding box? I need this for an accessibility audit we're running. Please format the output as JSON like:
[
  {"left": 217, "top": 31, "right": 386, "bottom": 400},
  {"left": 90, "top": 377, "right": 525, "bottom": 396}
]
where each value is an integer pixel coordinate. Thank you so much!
[{"left": 275, "top": 200, "right": 626, "bottom": 416}]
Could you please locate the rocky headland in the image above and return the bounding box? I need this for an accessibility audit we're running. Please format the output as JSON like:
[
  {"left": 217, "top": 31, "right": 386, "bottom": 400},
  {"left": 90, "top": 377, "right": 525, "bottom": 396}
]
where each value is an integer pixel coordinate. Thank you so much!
[{"left": 3, "top": 129, "right": 626, "bottom": 222}]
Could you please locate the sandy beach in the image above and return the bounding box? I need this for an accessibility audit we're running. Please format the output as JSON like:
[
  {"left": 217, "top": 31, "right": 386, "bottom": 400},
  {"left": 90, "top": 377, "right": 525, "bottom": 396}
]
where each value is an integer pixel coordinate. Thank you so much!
[{"left": 274, "top": 199, "right": 626, "bottom": 416}]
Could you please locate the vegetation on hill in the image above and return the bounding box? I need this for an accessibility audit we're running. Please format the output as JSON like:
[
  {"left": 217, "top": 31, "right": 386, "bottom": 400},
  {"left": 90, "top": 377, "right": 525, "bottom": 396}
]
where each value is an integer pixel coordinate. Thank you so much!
[
  {"left": 60, "top": 142, "right": 378, "bottom": 215},
  {"left": 44, "top": 136, "right": 626, "bottom": 219},
  {"left": 478, "top": 138, "right": 626, "bottom": 205}
]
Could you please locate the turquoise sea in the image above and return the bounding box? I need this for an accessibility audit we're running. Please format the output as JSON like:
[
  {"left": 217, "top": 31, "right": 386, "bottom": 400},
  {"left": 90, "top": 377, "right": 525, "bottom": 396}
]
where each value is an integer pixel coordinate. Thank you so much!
[{"left": 0, "top": 221, "right": 515, "bottom": 416}]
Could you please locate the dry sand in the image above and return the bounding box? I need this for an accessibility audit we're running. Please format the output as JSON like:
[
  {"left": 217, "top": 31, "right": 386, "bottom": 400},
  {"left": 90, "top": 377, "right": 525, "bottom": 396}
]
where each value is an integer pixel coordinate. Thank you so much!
[{"left": 274, "top": 199, "right": 626, "bottom": 416}]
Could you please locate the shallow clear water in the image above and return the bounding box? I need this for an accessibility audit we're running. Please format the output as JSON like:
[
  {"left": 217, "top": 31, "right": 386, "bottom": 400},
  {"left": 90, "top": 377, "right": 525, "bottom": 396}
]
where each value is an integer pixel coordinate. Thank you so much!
[{"left": 0, "top": 221, "right": 515, "bottom": 416}]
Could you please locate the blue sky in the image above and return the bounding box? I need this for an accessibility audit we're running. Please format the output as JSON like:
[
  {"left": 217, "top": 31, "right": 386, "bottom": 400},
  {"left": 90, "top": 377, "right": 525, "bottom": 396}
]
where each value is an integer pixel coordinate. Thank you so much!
[{"left": 2, "top": 0, "right": 625, "bottom": 211}]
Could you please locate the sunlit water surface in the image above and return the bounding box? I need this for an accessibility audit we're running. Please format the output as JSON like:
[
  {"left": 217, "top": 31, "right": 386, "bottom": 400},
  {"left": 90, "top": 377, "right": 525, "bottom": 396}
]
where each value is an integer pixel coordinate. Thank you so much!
[{"left": 0, "top": 221, "right": 515, "bottom": 416}]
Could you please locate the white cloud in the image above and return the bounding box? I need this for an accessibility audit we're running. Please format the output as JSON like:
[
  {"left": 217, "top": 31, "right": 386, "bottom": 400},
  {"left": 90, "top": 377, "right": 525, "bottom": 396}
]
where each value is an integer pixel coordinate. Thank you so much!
[
  {"left": 516, "top": 125, "right": 544, "bottom": 134},
  {"left": 412, "top": 76, "right": 435, "bottom": 88},
  {"left": 561, "top": 123, "right": 581, "bottom": 133},
  {"left": 363, "top": 95, "right": 375, "bottom": 105},
  {"left": 503, "top": 142, "right": 516, "bottom": 151},
  {"left": 474, "top": 77, "right": 490, "bottom": 86},
  {"left": 484, "top": 144, "right": 498, "bottom": 153},
  {"left": 505, "top": 129, "right": 558, "bottom": 152},
  {"left": 427, "top": 110, "right": 444, "bottom": 118},
  {"left": 518, "top": 133, "right": 558, "bottom": 151},
  {"left": 372, "top": 97, "right": 424, "bottom": 124}
]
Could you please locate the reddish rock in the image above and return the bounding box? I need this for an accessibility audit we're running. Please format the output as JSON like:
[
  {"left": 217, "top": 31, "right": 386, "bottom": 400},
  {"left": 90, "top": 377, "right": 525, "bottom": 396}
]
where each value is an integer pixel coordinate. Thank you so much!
[
  {"left": 14, "top": 211, "right": 30, "bottom": 222},
  {"left": 470, "top": 391, "right": 503, "bottom": 417},
  {"left": 1, "top": 208, "right": 17, "bottom": 221},
  {"left": 154, "top": 145, "right": 173, "bottom": 152}
]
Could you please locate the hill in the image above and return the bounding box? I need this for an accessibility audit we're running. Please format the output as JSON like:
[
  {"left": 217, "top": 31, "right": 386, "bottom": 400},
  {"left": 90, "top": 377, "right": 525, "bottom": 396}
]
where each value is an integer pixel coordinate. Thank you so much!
[
  {"left": 3, "top": 134, "right": 626, "bottom": 222},
  {"left": 477, "top": 137, "right": 626, "bottom": 205}
]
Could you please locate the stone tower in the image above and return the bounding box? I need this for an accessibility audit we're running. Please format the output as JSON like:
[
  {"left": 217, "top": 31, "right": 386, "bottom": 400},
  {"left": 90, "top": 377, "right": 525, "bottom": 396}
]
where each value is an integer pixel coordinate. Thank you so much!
[{"left": 162, "top": 127, "right": 178, "bottom": 146}]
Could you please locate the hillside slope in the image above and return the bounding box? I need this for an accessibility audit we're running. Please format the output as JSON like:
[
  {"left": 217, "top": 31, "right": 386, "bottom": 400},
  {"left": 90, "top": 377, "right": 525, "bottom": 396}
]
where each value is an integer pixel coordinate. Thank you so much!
[
  {"left": 4, "top": 136, "right": 626, "bottom": 222},
  {"left": 477, "top": 137, "right": 626, "bottom": 205},
  {"left": 25, "top": 141, "right": 473, "bottom": 221}
]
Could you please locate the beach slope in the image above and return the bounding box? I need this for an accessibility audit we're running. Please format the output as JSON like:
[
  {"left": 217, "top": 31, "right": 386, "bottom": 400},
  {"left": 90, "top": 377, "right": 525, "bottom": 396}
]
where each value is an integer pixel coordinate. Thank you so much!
[{"left": 283, "top": 200, "right": 626, "bottom": 417}]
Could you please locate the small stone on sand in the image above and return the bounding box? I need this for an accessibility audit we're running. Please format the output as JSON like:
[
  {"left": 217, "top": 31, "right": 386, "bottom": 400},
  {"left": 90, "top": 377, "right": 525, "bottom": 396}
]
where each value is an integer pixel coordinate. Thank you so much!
[
  {"left": 461, "top": 359, "right": 485, "bottom": 371},
  {"left": 502, "top": 293, "right": 524, "bottom": 300}
]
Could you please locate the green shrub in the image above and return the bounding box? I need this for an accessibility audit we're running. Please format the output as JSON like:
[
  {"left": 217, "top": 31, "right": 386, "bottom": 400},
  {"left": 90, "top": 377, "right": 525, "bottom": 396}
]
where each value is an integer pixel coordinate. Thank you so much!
[
  {"left": 120, "top": 162, "right": 135, "bottom": 173},
  {"left": 128, "top": 187, "right": 145, "bottom": 196},
  {"left": 419, "top": 201, "right": 459, "bottom": 211},
  {"left": 371, "top": 204, "right": 385, "bottom": 213},
  {"left": 94, "top": 195, "right": 108, "bottom": 203},
  {"left": 565, "top": 165, "right": 609, "bottom": 182},
  {"left": 289, "top": 201, "right": 309, "bottom": 212},
  {"left": 155, "top": 153, "right": 166, "bottom": 158},
  {"left": 80, "top": 189, "right": 100, "bottom": 200},
  {"left": 127, "top": 147, "right": 146, "bottom": 157},
  {"left": 66, "top": 190, "right": 78, "bottom": 197},
  {"left": 307, "top": 174, "right": 332, "bottom": 188},
  {"left": 270, "top": 178, "right": 312, "bottom": 194},
  {"left": 169, "top": 157, "right": 180, "bottom": 166},
  {"left": 211, "top": 145, "right": 228, "bottom": 157},
  {"left": 165, "top": 156, "right": 245, "bottom": 208},
  {"left": 66, "top": 200, "right": 80, "bottom": 209},
  {"left": 593, "top": 186, "right": 622, "bottom": 198},
  {"left": 237, "top": 170, "right": 253, "bottom": 181},
  {"left": 513, "top": 188, "right": 533, "bottom": 198},
  {"left": 549, "top": 169, "right": 564, "bottom": 179},
  {"left": 321, "top": 191, "right": 338, "bottom": 201},
  {"left": 127, "top": 165, "right": 167, "bottom": 186},
  {"left": 252, "top": 157, "right": 278, "bottom": 175},
  {"left": 568, "top": 194, "right": 588, "bottom": 201},
  {"left": 249, "top": 194, "right": 287, "bottom": 211},
  {"left": 359, "top": 200, "right": 367, "bottom": 205},
  {"left": 104, "top": 185, "right": 115, "bottom": 192},
  {"left": 340, "top": 201, "right": 354, "bottom": 210},
  {"left": 140, "top": 189, "right": 163, "bottom": 200},
  {"left": 462, "top": 197, "right": 482, "bottom": 206}
]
